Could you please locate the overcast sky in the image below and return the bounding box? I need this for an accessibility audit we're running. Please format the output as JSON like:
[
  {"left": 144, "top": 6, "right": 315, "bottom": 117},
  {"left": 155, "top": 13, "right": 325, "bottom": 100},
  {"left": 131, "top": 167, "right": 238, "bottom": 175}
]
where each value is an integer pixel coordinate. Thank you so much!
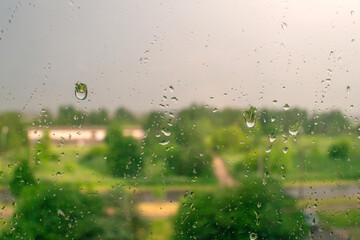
[{"left": 1, "top": 0, "right": 360, "bottom": 117}]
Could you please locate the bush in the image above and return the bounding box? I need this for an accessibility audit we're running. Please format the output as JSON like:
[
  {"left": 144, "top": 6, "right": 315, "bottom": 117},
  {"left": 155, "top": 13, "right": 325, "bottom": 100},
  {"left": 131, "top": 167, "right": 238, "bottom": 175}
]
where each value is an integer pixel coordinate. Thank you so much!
[
  {"left": 328, "top": 139, "right": 350, "bottom": 159},
  {"left": 106, "top": 126, "right": 142, "bottom": 177},
  {"left": 80, "top": 145, "right": 107, "bottom": 162},
  {"left": 9, "top": 159, "right": 35, "bottom": 197},
  {"left": 2, "top": 183, "right": 103, "bottom": 239},
  {"left": 174, "top": 177, "right": 308, "bottom": 240}
]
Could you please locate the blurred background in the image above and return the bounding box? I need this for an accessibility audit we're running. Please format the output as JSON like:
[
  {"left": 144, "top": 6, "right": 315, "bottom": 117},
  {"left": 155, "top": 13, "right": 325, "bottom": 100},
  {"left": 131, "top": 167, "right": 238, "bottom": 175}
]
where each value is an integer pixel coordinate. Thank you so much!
[{"left": 1, "top": 0, "right": 360, "bottom": 239}]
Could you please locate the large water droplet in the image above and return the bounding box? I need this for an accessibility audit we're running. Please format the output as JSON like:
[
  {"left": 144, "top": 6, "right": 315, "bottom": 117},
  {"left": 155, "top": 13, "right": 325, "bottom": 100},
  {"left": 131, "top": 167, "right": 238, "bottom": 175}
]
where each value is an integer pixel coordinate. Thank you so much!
[
  {"left": 249, "top": 233, "right": 258, "bottom": 240},
  {"left": 74, "top": 82, "right": 88, "bottom": 100},
  {"left": 283, "top": 104, "right": 290, "bottom": 111},
  {"left": 243, "top": 107, "right": 256, "bottom": 128},
  {"left": 289, "top": 122, "right": 301, "bottom": 136}
]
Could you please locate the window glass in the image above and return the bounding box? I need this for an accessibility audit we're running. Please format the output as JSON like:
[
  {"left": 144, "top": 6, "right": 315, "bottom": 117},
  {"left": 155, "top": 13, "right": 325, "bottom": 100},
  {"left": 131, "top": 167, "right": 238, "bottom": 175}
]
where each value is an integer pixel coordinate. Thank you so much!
[{"left": 0, "top": 1, "right": 359, "bottom": 239}]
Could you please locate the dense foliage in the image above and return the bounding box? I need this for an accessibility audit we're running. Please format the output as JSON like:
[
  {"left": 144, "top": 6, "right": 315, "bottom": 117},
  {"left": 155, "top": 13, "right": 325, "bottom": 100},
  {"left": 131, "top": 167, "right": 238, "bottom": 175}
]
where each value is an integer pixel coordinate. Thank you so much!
[
  {"left": 174, "top": 178, "right": 308, "bottom": 240},
  {"left": 9, "top": 159, "right": 35, "bottom": 197},
  {"left": 2, "top": 183, "right": 103, "bottom": 239},
  {"left": 105, "top": 125, "right": 142, "bottom": 177}
]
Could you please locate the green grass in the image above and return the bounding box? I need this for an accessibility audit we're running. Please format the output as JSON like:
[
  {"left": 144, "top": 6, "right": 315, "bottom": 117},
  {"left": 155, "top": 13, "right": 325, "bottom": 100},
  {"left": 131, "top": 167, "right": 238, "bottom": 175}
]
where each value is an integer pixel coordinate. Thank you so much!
[
  {"left": 147, "top": 218, "right": 173, "bottom": 240},
  {"left": 318, "top": 210, "right": 360, "bottom": 228}
]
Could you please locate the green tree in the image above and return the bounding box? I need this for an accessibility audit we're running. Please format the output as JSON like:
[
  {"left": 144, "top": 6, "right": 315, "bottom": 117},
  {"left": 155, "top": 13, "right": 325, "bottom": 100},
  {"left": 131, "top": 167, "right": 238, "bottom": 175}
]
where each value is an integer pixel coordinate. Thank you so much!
[
  {"left": 56, "top": 105, "right": 85, "bottom": 126},
  {"left": 113, "top": 107, "right": 137, "bottom": 124},
  {"left": 174, "top": 177, "right": 307, "bottom": 240},
  {"left": 2, "top": 183, "right": 103, "bottom": 239},
  {"left": 9, "top": 159, "right": 35, "bottom": 197},
  {"left": 105, "top": 126, "right": 142, "bottom": 177},
  {"left": 0, "top": 112, "right": 27, "bottom": 153},
  {"left": 85, "top": 108, "right": 110, "bottom": 125}
]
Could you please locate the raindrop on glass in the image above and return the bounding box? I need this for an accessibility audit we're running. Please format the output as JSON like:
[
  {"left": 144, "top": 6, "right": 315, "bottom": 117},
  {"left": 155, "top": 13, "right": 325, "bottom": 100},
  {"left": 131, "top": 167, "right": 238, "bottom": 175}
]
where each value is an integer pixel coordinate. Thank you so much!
[
  {"left": 74, "top": 82, "right": 88, "bottom": 100},
  {"left": 346, "top": 86, "right": 351, "bottom": 93},
  {"left": 283, "top": 104, "right": 290, "bottom": 111},
  {"left": 249, "top": 233, "right": 258, "bottom": 240},
  {"left": 289, "top": 122, "right": 301, "bottom": 136},
  {"left": 269, "top": 133, "right": 276, "bottom": 142},
  {"left": 283, "top": 147, "right": 288, "bottom": 154},
  {"left": 281, "top": 22, "right": 287, "bottom": 30},
  {"left": 243, "top": 107, "right": 256, "bottom": 128},
  {"left": 161, "top": 129, "right": 171, "bottom": 137},
  {"left": 159, "top": 140, "right": 169, "bottom": 146},
  {"left": 265, "top": 145, "right": 272, "bottom": 153}
]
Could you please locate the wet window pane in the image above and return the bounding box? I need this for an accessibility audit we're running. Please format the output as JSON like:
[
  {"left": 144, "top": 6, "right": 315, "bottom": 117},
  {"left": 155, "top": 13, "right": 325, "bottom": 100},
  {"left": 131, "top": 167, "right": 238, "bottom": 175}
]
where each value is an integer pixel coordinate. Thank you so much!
[{"left": 0, "top": 0, "right": 359, "bottom": 239}]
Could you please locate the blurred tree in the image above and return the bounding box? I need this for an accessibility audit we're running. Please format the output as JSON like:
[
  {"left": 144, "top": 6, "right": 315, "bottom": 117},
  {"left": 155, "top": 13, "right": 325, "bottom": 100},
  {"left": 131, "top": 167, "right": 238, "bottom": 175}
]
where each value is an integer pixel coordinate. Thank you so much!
[
  {"left": 328, "top": 138, "right": 350, "bottom": 160},
  {"left": 2, "top": 183, "right": 103, "bottom": 239},
  {"left": 210, "top": 125, "right": 248, "bottom": 153},
  {"left": 174, "top": 177, "right": 307, "bottom": 240},
  {"left": 105, "top": 125, "right": 142, "bottom": 177},
  {"left": 0, "top": 112, "right": 28, "bottom": 153},
  {"left": 55, "top": 105, "right": 85, "bottom": 126},
  {"left": 32, "top": 108, "right": 54, "bottom": 127},
  {"left": 84, "top": 108, "right": 109, "bottom": 125},
  {"left": 307, "top": 110, "right": 350, "bottom": 136},
  {"left": 9, "top": 159, "right": 35, "bottom": 197}
]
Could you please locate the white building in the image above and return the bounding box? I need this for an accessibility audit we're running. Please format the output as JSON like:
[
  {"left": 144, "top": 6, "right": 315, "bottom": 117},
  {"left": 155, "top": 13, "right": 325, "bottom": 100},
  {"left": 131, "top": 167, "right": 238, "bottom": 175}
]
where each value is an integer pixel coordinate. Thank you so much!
[{"left": 27, "top": 126, "right": 144, "bottom": 145}]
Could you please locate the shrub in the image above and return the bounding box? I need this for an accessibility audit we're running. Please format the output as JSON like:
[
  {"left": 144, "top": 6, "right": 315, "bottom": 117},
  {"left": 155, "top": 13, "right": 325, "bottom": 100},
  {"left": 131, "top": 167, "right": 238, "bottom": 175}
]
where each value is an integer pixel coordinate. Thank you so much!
[
  {"left": 9, "top": 159, "right": 35, "bottom": 197},
  {"left": 105, "top": 126, "right": 142, "bottom": 177},
  {"left": 2, "top": 183, "right": 103, "bottom": 239},
  {"left": 174, "top": 177, "right": 308, "bottom": 240},
  {"left": 328, "top": 139, "right": 350, "bottom": 159},
  {"left": 80, "top": 145, "right": 107, "bottom": 162}
]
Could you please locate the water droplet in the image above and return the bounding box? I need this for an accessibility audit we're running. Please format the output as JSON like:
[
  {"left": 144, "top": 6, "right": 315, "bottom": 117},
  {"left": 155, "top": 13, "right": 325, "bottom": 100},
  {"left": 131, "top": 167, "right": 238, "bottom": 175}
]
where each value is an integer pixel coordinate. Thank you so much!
[
  {"left": 243, "top": 107, "right": 256, "bottom": 128},
  {"left": 281, "top": 22, "right": 287, "bottom": 30},
  {"left": 283, "top": 147, "right": 288, "bottom": 154},
  {"left": 283, "top": 104, "right": 290, "bottom": 111},
  {"left": 74, "top": 82, "right": 88, "bottom": 100},
  {"left": 347, "top": 86, "right": 351, "bottom": 93},
  {"left": 169, "top": 85, "right": 174, "bottom": 93},
  {"left": 272, "top": 99, "right": 277, "bottom": 105},
  {"left": 329, "top": 51, "right": 334, "bottom": 57},
  {"left": 161, "top": 129, "right": 171, "bottom": 136},
  {"left": 289, "top": 122, "right": 301, "bottom": 136},
  {"left": 265, "top": 145, "right": 272, "bottom": 153},
  {"left": 57, "top": 209, "right": 65, "bottom": 217},
  {"left": 249, "top": 233, "right": 257, "bottom": 240},
  {"left": 351, "top": 10, "right": 355, "bottom": 16},
  {"left": 271, "top": 116, "right": 276, "bottom": 122},
  {"left": 269, "top": 133, "right": 276, "bottom": 142},
  {"left": 159, "top": 140, "right": 169, "bottom": 146},
  {"left": 212, "top": 108, "right": 218, "bottom": 113}
]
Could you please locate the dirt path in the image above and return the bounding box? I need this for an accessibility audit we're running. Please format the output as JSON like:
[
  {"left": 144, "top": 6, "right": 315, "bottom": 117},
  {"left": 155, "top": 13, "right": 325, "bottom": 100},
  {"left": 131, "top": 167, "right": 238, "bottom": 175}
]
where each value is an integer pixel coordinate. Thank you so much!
[{"left": 213, "top": 156, "right": 235, "bottom": 187}]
